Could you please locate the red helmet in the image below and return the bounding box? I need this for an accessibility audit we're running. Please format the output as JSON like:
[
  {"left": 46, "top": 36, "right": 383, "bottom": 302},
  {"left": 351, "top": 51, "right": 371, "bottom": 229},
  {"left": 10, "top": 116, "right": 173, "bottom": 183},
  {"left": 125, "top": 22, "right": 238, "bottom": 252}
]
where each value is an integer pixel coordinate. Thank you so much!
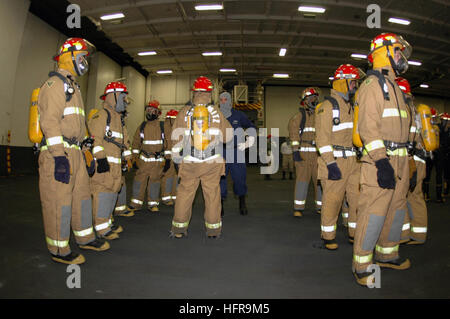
[
  {"left": 368, "top": 33, "right": 412, "bottom": 64},
  {"left": 430, "top": 107, "right": 437, "bottom": 116},
  {"left": 147, "top": 100, "right": 160, "bottom": 109},
  {"left": 192, "top": 76, "right": 213, "bottom": 92},
  {"left": 395, "top": 77, "right": 411, "bottom": 95},
  {"left": 166, "top": 109, "right": 179, "bottom": 118},
  {"left": 54, "top": 38, "right": 95, "bottom": 62},
  {"left": 441, "top": 112, "right": 450, "bottom": 121},
  {"left": 300, "top": 87, "right": 319, "bottom": 106},
  {"left": 100, "top": 82, "right": 128, "bottom": 100},
  {"left": 334, "top": 64, "right": 364, "bottom": 80}
]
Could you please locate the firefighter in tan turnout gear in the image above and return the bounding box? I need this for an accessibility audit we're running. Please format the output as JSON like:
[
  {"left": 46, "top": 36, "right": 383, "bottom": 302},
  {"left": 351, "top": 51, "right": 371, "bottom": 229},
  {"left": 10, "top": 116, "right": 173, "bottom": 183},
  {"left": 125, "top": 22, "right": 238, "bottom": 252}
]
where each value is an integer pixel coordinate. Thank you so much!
[
  {"left": 37, "top": 38, "right": 109, "bottom": 265},
  {"left": 395, "top": 77, "right": 429, "bottom": 245},
  {"left": 288, "top": 88, "right": 322, "bottom": 217},
  {"left": 170, "top": 76, "right": 232, "bottom": 238},
  {"left": 128, "top": 100, "right": 170, "bottom": 212},
  {"left": 161, "top": 109, "right": 179, "bottom": 206},
  {"left": 315, "top": 64, "right": 364, "bottom": 250},
  {"left": 352, "top": 33, "right": 413, "bottom": 286},
  {"left": 88, "top": 82, "right": 133, "bottom": 240}
]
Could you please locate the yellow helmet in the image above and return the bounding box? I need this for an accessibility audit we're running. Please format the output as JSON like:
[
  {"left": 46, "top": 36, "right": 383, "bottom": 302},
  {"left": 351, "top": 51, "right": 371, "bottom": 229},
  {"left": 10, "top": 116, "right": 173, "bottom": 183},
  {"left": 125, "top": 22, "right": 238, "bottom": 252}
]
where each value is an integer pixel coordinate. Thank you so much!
[{"left": 368, "top": 33, "right": 412, "bottom": 75}]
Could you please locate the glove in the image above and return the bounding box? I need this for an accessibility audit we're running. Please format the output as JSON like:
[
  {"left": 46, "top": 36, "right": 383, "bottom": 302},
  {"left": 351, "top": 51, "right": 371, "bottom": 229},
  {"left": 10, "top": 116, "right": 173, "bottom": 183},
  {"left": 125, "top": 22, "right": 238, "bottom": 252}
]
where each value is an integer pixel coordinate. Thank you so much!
[
  {"left": 97, "top": 158, "right": 110, "bottom": 173},
  {"left": 375, "top": 158, "right": 396, "bottom": 189},
  {"left": 163, "top": 158, "right": 171, "bottom": 173},
  {"left": 293, "top": 151, "right": 302, "bottom": 162},
  {"left": 409, "top": 170, "right": 417, "bottom": 192},
  {"left": 54, "top": 156, "right": 70, "bottom": 184},
  {"left": 327, "top": 162, "right": 342, "bottom": 180}
]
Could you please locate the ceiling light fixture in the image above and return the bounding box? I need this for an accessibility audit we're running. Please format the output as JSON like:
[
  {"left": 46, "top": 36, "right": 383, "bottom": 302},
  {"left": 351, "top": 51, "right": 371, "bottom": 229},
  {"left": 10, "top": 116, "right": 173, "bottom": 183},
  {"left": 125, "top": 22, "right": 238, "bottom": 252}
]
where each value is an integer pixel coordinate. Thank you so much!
[
  {"left": 388, "top": 17, "right": 411, "bottom": 25},
  {"left": 329, "top": 76, "right": 334, "bottom": 80},
  {"left": 279, "top": 48, "right": 287, "bottom": 57},
  {"left": 220, "top": 68, "right": 236, "bottom": 72},
  {"left": 351, "top": 53, "right": 367, "bottom": 59},
  {"left": 408, "top": 60, "right": 422, "bottom": 66},
  {"left": 100, "top": 13, "right": 125, "bottom": 21},
  {"left": 273, "top": 73, "right": 289, "bottom": 78},
  {"left": 202, "top": 51, "right": 223, "bottom": 56},
  {"left": 195, "top": 4, "right": 223, "bottom": 11},
  {"left": 298, "top": 6, "right": 326, "bottom": 13},
  {"left": 156, "top": 70, "right": 173, "bottom": 74},
  {"left": 420, "top": 84, "right": 429, "bottom": 88},
  {"left": 138, "top": 51, "right": 157, "bottom": 56}
]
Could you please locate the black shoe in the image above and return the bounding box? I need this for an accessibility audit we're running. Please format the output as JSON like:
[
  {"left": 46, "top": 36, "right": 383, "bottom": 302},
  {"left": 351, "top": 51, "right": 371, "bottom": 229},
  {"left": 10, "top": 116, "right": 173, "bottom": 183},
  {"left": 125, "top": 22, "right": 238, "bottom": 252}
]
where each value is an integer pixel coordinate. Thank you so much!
[
  {"left": 79, "top": 238, "right": 110, "bottom": 251},
  {"left": 51, "top": 252, "right": 85, "bottom": 265},
  {"left": 221, "top": 199, "right": 225, "bottom": 217},
  {"left": 375, "top": 256, "right": 411, "bottom": 270},
  {"left": 239, "top": 196, "right": 248, "bottom": 215}
]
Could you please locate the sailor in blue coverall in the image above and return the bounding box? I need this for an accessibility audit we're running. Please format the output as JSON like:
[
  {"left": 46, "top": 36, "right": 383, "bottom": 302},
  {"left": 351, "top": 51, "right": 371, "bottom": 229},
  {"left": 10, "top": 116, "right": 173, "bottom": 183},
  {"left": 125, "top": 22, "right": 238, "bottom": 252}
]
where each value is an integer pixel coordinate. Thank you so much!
[{"left": 219, "top": 92, "right": 256, "bottom": 216}]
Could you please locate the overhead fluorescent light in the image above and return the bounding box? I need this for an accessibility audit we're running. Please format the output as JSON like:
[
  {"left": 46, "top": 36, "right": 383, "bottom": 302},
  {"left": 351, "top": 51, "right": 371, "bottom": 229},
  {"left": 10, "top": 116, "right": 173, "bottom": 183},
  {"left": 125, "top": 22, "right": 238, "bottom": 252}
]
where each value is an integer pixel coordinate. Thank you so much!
[
  {"left": 388, "top": 17, "right": 411, "bottom": 25},
  {"left": 220, "top": 68, "right": 236, "bottom": 72},
  {"left": 408, "top": 60, "right": 422, "bottom": 66},
  {"left": 202, "top": 51, "right": 222, "bottom": 56},
  {"left": 351, "top": 53, "right": 367, "bottom": 59},
  {"left": 156, "top": 70, "right": 172, "bottom": 74},
  {"left": 138, "top": 51, "right": 157, "bottom": 56},
  {"left": 273, "top": 73, "right": 289, "bottom": 78},
  {"left": 298, "top": 6, "right": 326, "bottom": 13},
  {"left": 420, "top": 84, "right": 429, "bottom": 88},
  {"left": 329, "top": 76, "right": 334, "bottom": 80},
  {"left": 279, "top": 48, "right": 287, "bottom": 57},
  {"left": 100, "top": 13, "right": 125, "bottom": 21},
  {"left": 195, "top": 4, "right": 223, "bottom": 11}
]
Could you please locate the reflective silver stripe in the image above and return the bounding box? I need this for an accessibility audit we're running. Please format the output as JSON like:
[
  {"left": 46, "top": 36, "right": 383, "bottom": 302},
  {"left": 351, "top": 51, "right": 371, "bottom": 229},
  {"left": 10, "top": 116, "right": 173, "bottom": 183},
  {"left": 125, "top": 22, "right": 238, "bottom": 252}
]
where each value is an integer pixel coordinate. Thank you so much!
[
  {"left": 386, "top": 148, "right": 408, "bottom": 157},
  {"left": 348, "top": 222, "right": 357, "bottom": 229},
  {"left": 319, "top": 145, "right": 333, "bottom": 154},
  {"left": 172, "top": 221, "right": 189, "bottom": 228},
  {"left": 332, "top": 109, "right": 340, "bottom": 118},
  {"left": 164, "top": 150, "right": 172, "bottom": 155},
  {"left": 143, "top": 140, "right": 163, "bottom": 145},
  {"left": 291, "top": 141, "right": 300, "bottom": 146},
  {"left": 184, "top": 154, "right": 221, "bottom": 162},
  {"left": 63, "top": 107, "right": 85, "bottom": 117},
  {"left": 354, "top": 253, "right": 373, "bottom": 264},
  {"left": 93, "top": 146, "right": 104, "bottom": 154},
  {"left": 365, "top": 140, "right": 384, "bottom": 151},
  {"left": 46, "top": 237, "right": 69, "bottom": 248},
  {"left": 402, "top": 223, "right": 410, "bottom": 231},
  {"left": 73, "top": 227, "right": 93, "bottom": 237},
  {"left": 161, "top": 196, "right": 171, "bottom": 201},
  {"left": 300, "top": 147, "right": 317, "bottom": 152},
  {"left": 46, "top": 136, "right": 64, "bottom": 146},
  {"left": 333, "top": 150, "right": 356, "bottom": 157},
  {"left": 95, "top": 222, "right": 110, "bottom": 231},
  {"left": 111, "top": 131, "right": 123, "bottom": 139},
  {"left": 208, "top": 128, "right": 221, "bottom": 135},
  {"left": 303, "top": 127, "right": 315, "bottom": 132},
  {"left": 316, "top": 200, "right": 322, "bottom": 206},
  {"left": 382, "top": 108, "right": 407, "bottom": 118},
  {"left": 132, "top": 149, "right": 140, "bottom": 154},
  {"left": 41, "top": 141, "right": 80, "bottom": 151},
  {"left": 123, "top": 150, "right": 132, "bottom": 157},
  {"left": 294, "top": 200, "right": 305, "bottom": 205},
  {"left": 413, "top": 155, "right": 426, "bottom": 164},
  {"left": 342, "top": 213, "right": 349, "bottom": 218},
  {"left": 131, "top": 198, "right": 143, "bottom": 205},
  {"left": 115, "top": 205, "right": 127, "bottom": 211},
  {"left": 107, "top": 156, "right": 121, "bottom": 164},
  {"left": 205, "top": 221, "right": 222, "bottom": 229},
  {"left": 375, "top": 244, "right": 399, "bottom": 254},
  {"left": 411, "top": 226, "right": 427, "bottom": 233},
  {"left": 171, "top": 196, "right": 176, "bottom": 200},
  {"left": 321, "top": 224, "right": 336, "bottom": 232},
  {"left": 410, "top": 126, "right": 417, "bottom": 133},
  {"left": 332, "top": 122, "right": 353, "bottom": 132},
  {"left": 140, "top": 155, "right": 164, "bottom": 162},
  {"left": 148, "top": 201, "right": 159, "bottom": 206}
]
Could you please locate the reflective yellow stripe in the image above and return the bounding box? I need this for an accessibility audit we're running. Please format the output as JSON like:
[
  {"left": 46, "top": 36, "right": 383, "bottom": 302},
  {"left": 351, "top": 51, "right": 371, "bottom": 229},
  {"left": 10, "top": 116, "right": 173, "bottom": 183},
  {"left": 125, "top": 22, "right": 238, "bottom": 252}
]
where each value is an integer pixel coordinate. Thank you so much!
[
  {"left": 291, "top": 141, "right": 300, "bottom": 146},
  {"left": 41, "top": 142, "right": 80, "bottom": 151},
  {"left": 411, "top": 226, "right": 427, "bottom": 233},
  {"left": 115, "top": 205, "right": 127, "bottom": 211},
  {"left": 354, "top": 253, "right": 373, "bottom": 264},
  {"left": 131, "top": 199, "right": 143, "bottom": 205},
  {"left": 375, "top": 244, "right": 399, "bottom": 254},
  {"left": 386, "top": 147, "right": 408, "bottom": 156},
  {"left": 46, "top": 237, "right": 69, "bottom": 248},
  {"left": 382, "top": 108, "right": 408, "bottom": 118},
  {"left": 95, "top": 221, "right": 110, "bottom": 231},
  {"left": 172, "top": 221, "right": 189, "bottom": 228},
  {"left": 365, "top": 140, "right": 385, "bottom": 152},
  {"left": 205, "top": 221, "right": 222, "bottom": 229},
  {"left": 63, "top": 107, "right": 85, "bottom": 117},
  {"left": 73, "top": 227, "right": 93, "bottom": 237}
]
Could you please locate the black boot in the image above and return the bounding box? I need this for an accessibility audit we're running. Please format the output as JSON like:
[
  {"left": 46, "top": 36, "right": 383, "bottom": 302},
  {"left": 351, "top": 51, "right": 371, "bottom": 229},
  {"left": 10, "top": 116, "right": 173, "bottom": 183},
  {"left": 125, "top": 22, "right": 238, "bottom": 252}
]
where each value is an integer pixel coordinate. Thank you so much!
[
  {"left": 282, "top": 171, "right": 286, "bottom": 180},
  {"left": 221, "top": 199, "right": 225, "bottom": 217},
  {"left": 289, "top": 172, "right": 293, "bottom": 180},
  {"left": 239, "top": 195, "right": 248, "bottom": 215},
  {"left": 423, "top": 182, "right": 430, "bottom": 202}
]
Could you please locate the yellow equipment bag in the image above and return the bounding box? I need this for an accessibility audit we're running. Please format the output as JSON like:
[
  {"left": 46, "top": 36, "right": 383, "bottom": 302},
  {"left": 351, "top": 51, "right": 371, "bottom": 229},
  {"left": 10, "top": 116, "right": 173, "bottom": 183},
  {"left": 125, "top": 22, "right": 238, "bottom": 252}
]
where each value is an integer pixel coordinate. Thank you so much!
[
  {"left": 192, "top": 104, "right": 211, "bottom": 151},
  {"left": 28, "top": 88, "right": 43, "bottom": 144},
  {"left": 352, "top": 90, "right": 363, "bottom": 148},
  {"left": 417, "top": 104, "right": 439, "bottom": 151}
]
